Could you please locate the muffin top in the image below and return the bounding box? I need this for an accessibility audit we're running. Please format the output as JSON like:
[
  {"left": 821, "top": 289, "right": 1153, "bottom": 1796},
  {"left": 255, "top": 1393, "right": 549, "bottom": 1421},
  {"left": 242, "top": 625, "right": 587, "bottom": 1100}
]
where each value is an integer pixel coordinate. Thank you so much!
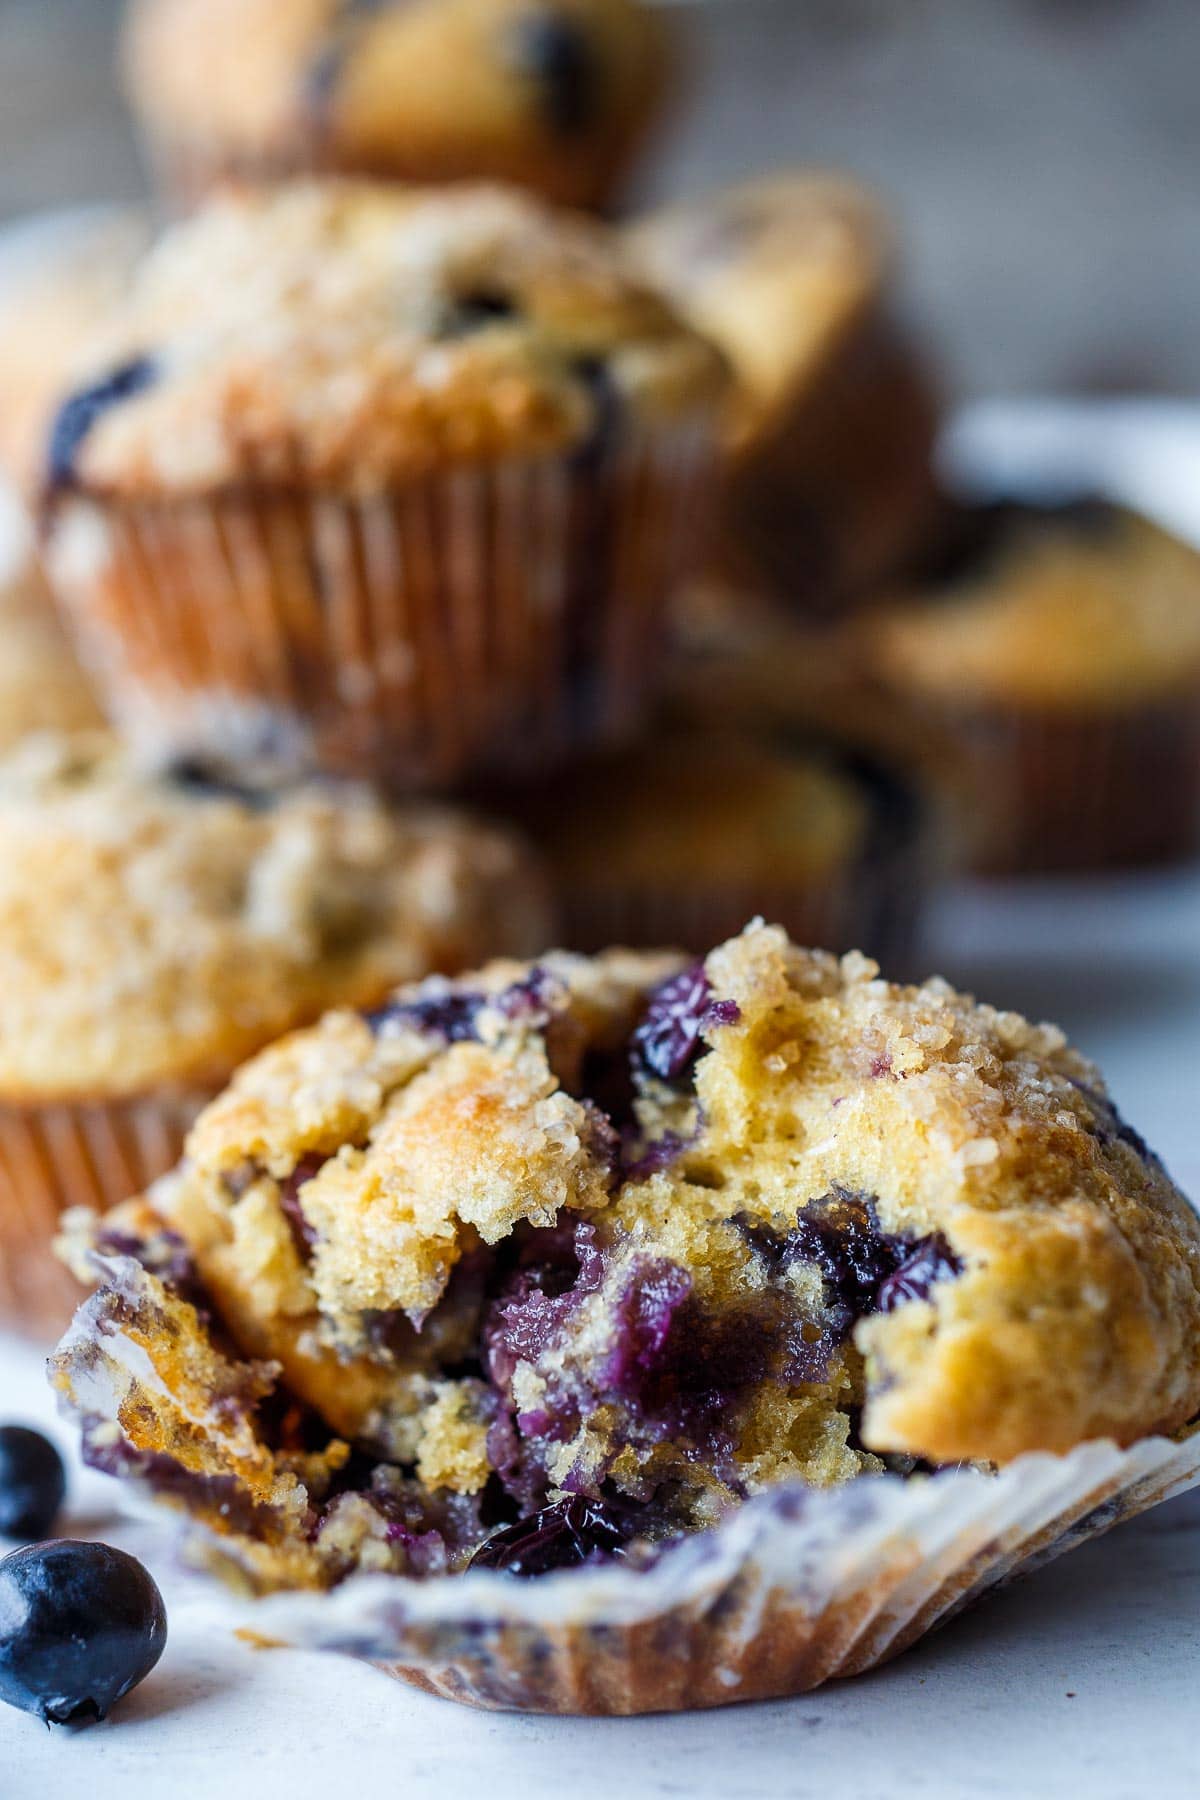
[
  {"left": 628, "top": 171, "right": 895, "bottom": 453},
  {"left": 864, "top": 501, "right": 1200, "bottom": 709},
  {"left": 53, "top": 921, "right": 1200, "bottom": 1588},
  {"left": 0, "top": 205, "right": 148, "bottom": 492},
  {"left": 0, "top": 559, "right": 105, "bottom": 748},
  {"left": 0, "top": 733, "right": 549, "bottom": 1102},
  {"left": 41, "top": 181, "right": 725, "bottom": 504},
  {"left": 520, "top": 730, "right": 876, "bottom": 889},
  {"left": 123, "top": 0, "right": 672, "bottom": 210}
]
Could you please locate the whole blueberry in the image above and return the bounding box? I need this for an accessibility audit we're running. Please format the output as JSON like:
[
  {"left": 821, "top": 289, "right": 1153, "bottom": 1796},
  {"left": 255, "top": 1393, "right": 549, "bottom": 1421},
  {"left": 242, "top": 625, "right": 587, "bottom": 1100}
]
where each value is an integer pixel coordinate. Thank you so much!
[
  {"left": 0, "top": 1429, "right": 66, "bottom": 1541},
  {"left": 0, "top": 1540, "right": 167, "bottom": 1725}
]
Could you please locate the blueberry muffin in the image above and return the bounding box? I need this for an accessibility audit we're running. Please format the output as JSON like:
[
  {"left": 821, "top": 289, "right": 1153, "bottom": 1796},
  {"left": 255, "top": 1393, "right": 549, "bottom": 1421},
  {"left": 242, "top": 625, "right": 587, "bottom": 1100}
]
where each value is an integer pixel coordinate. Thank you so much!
[
  {"left": 39, "top": 181, "right": 726, "bottom": 788},
  {"left": 858, "top": 499, "right": 1200, "bottom": 871},
  {"left": 123, "top": 0, "right": 674, "bottom": 212},
  {"left": 0, "top": 732, "right": 550, "bottom": 1336},
  {"left": 0, "top": 205, "right": 148, "bottom": 494},
  {"left": 628, "top": 171, "right": 944, "bottom": 613},
  {"left": 53, "top": 921, "right": 1200, "bottom": 1706},
  {"left": 511, "top": 726, "right": 927, "bottom": 966}
]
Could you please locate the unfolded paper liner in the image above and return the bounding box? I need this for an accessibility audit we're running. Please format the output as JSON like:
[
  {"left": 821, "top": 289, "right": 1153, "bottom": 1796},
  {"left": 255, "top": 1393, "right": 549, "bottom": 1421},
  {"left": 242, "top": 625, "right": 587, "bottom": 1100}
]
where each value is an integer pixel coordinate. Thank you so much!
[
  {"left": 929, "top": 697, "right": 1200, "bottom": 875},
  {"left": 44, "top": 427, "right": 713, "bottom": 790},
  {"left": 0, "top": 1091, "right": 203, "bottom": 1338},
  {"left": 50, "top": 1258, "right": 1200, "bottom": 1715},
  {"left": 242, "top": 1429, "right": 1200, "bottom": 1715}
]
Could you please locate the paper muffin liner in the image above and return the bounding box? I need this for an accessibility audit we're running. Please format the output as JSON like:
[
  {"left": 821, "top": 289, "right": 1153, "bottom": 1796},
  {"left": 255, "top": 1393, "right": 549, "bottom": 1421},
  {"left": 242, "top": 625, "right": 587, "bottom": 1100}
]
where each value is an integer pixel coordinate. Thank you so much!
[
  {"left": 928, "top": 696, "right": 1200, "bottom": 874},
  {"left": 0, "top": 1090, "right": 203, "bottom": 1339},
  {"left": 234, "top": 1428, "right": 1200, "bottom": 1715},
  {"left": 45, "top": 427, "right": 713, "bottom": 790},
  {"left": 50, "top": 1258, "right": 1200, "bottom": 1713}
]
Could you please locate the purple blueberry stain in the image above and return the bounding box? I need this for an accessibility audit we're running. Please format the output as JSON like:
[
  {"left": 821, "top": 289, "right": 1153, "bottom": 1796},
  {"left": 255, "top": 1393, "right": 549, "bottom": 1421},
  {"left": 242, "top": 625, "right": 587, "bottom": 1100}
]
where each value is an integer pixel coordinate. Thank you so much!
[
  {"left": 277, "top": 1155, "right": 327, "bottom": 1261},
  {"left": 631, "top": 963, "right": 741, "bottom": 1085}
]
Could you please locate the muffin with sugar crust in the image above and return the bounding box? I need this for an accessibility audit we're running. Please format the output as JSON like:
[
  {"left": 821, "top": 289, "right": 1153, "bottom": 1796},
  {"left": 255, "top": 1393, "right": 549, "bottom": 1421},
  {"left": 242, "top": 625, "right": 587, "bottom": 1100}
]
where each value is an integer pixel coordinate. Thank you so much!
[
  {"left": 858, "top": 498, "right": 1200, "bottom": 871},
  {"left": 39, "top": 180, "right": 726, "bottom": 787},
  {"left": 0, "top": 204, "right": 148, "bottom": 493},
  {"left": 52, "top": 922, "right": 1200, "bottom": 1711},
  {"left": 123, "top": 0, "right": 674, "bottom": 212},
  {"left": 0, "top": 731, "right": 550, "bottom": 1337},
  {"left": 628, "top": 170, "right": 944, "bottom": 614}
]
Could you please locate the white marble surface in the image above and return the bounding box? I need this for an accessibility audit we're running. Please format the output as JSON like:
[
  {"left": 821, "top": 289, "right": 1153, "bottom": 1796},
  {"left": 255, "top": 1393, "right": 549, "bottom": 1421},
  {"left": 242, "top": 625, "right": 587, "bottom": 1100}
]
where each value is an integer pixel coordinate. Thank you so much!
[{"left": 4, "top": 868, "right": 1200, "bottom": 1799}]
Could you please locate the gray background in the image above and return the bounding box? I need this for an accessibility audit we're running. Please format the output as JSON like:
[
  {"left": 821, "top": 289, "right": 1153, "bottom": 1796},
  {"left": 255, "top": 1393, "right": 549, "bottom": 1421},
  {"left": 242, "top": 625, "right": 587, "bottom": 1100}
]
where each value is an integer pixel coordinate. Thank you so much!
[{"left": 1, "top": 0, "right": 1199, "bottom": 397}]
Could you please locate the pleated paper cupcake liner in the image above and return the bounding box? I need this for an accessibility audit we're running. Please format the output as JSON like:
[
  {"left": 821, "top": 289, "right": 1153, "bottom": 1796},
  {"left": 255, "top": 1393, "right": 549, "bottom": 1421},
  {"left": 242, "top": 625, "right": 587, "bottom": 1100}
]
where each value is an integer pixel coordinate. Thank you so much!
[
  {"left": 45, "top": 427, "right": 714, "bottom": 791},
  {"left": 934, "top": 697, "right": 1200, "bottom": 874},
  {"left": 0, "top": 1090, "right": 203, "bottom": 1339},
  {"left": 243, "top": 1429, "right": 1200, "bottom": 1715},
  {"left": 50, "top": 1257, "right": 1200, "bottom": 1714}
]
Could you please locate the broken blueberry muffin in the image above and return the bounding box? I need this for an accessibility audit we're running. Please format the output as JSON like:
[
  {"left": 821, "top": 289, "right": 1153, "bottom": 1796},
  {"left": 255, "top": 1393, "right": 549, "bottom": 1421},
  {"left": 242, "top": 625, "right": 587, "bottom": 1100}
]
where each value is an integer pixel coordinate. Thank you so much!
[
  {"left": 52, "top": 922, "right": 1200, "bottom": 1591},
  {"left": 123, "top": 0, "right": 673, "bottom": 213}
]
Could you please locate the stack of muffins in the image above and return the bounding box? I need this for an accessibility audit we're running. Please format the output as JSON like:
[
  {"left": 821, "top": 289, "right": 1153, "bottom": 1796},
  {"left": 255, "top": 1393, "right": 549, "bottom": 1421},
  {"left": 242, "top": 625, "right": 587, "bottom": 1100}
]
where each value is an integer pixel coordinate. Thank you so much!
[
  {"left": 0, "top": 0, "right": 1197, "bottom": 1723},
  {"left": 1, "top": 0, "right": 1196, "bottom": 1337},
  {"left": 0, "top": 0, "right": 720, "bottom": 1336}
]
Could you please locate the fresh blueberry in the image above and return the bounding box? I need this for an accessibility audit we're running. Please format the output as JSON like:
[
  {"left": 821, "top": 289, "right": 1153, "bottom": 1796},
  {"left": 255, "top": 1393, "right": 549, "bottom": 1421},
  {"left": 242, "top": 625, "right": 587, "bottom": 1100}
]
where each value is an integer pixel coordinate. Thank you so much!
[
  {"left": 47, "top": 356, "right": 157, "bottom": 492},
  {"left": 468, "top": 1495, "right": 637, "bottom": 1576},
  {"left": 504, "top": 11, "right": 600, "bottom": 135},
  {"left": 0, "top": 1540, "right": 167, "bottom": 1726},
  {"left": 0, "top": 1430, "right": 66, "bottom": 1541}
]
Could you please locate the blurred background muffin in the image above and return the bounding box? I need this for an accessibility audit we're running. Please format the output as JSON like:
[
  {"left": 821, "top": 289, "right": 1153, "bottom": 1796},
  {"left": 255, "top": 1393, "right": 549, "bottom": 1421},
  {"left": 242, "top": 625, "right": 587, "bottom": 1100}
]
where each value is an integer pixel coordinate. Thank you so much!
[
  {"left": 0, "top": 732, "right": 551, "bottom": 1338},
  {"left": 122, "top": 0, "right": 674, "bottom": 212},
  {"left": 628, "top": 170, "right": 945, "bottom": 616},
  {"left": 0, "top": 202, "right": 148, "bottom": 494},
  {"left": 856, "top": 499, "right": 1200, "bottom": 873},
  {"left": 511, "top": 723, "right": 930, "bottom": 968},
  {"left": 37, "top": 179, "right": 727, "bottom": 788}
]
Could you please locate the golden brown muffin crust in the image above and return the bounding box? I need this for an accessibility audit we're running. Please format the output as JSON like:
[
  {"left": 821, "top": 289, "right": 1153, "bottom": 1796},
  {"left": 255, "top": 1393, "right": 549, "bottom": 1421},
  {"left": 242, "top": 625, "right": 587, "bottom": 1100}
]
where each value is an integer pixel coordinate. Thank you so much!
[
  {"left": 0, "top": 733, "right": 550, "bottom": 1101},
  {"left": 41, "top": 181, "right": 726, "bottom": 503}
]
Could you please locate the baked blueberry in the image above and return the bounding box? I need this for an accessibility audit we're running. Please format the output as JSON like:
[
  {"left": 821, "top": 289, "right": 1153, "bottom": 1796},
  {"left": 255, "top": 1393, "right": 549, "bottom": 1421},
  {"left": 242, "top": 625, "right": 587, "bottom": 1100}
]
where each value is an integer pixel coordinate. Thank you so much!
[
  {"left": 469, "top": 1495, "right": 638, "bottom": 1575},
  {"left": 0, "top": 1429, "right": 66, "bottom": 1541},
  {"left": 0, "top": 1540, "right": 166, "bottom": 1725},
  {"left": 47, "top": 355, "right": 157, "bottom": 491},
  {"left": 505, "top": 11, "right": 600, "bottom": 135}
]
